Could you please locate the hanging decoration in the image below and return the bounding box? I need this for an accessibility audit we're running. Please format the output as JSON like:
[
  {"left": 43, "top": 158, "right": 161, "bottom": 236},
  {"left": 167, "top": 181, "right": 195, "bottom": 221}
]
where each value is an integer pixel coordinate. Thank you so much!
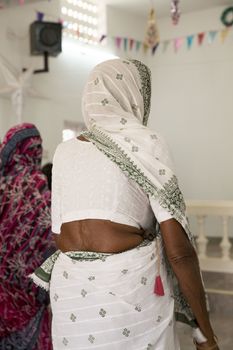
[
  {"left": 208, "top": 30, "right": 217, "bottom": 44},
  {"left": 0, "top": 55, "right": 47, "bottom": 123},
  {"left": 171, "top": 0, "right": 181, "bottom": 25},
  {"left": 144, "top": 7, "right": 159, "bottom": 48},
  {"left": 220, "top": 28, "right": 230, "bottom": 43},
  {"left": 174, "top": 37, "right": 183, "bottom": 52},
  {"left": 221, "top": 7, "right": 233, "bottom": 27},
  {"left": 197, "top": 32, "right": 205, "bottom": 46},
  {"left": 99, "top": 22, "right": 232, "bottom": 56},
  {"left": 186, "top": 35, "right": 194, "bottom": 49}
]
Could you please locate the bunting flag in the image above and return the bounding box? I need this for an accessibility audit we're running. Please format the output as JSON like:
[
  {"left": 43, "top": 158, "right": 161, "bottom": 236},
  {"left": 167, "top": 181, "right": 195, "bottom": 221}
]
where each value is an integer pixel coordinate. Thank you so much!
[
  {"left": 123, "top": 37, "right": 128, "bottom": 51},
  {"left": 220, "top": 28, "right": 229, "bottom": 43},
  {"left": 197, "top": 32, "right": 205, "bottom": 46},
  {"left": 174, "top": 37, "right": 183, "bottom": 52},
  {"left": 143, "top": 43, "right": 149, "bottom": 54},
  {"left": 37, "top": 11, "right": 44, "bottom": 22},
  {"left": 187, "top": 35, "right": 194, "bottom": 49},
  {"left": 136, "top": 41, "right": 141, "bottom": 52},
  {"left": 129, "top": 38, "right": 134, "bottom": 50},
  {"left": 101, "top": 25, "right": 232, "bottom": 56},
  {"left": 163, "top": 40, "right": 170, "bottom": 52},
  {"left": 208, "top": 30, "right": 218, "bottom": 44},
  {"left": 115, "top": 37, "right": 122, "bottom": 50},
  {"left": 99, "top": 34, "right": 107, "bottom": 43},
  {"left": 152, "top": 43, "right": 159, "bottom": 55}
]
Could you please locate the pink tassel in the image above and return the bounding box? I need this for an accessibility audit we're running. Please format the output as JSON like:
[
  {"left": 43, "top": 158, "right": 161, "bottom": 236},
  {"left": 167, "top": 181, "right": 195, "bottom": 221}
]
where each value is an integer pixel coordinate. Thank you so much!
[{"left": 154, "top": 275, "right": 165, "bottom": 296}]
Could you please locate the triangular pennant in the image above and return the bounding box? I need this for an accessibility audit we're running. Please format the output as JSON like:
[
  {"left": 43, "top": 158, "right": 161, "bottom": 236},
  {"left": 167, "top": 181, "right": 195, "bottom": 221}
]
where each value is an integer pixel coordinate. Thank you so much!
[
  {"left": 136, "top": 41, "right": 141, "bottom": 52},
  {"left": 197, "top": 32, "right": 205, "bottom": 46},
  {"left": 174, "top": 37, "right": 183, "bottom": 52},
  {"left": 162, "top": 40, "right": 170, "bottom": 52},
  {"left": 36, "top": 11, "right": 44, "bottom": 21},
  {"left": 123, "top": 38, "right": 128, "bottom": 51},
  {"left": 152, "top": 43, "right": 159, "bottom": 55},
  {"left": 143, "top": 43, "right": 149, "bottom": 54},
  {"left": 115, "top": 37, "right": 122, "bottom": 49},
  {"left": 99, "top": 34, "right": 107, "bottom": 43},
  {"left": 208, "top": 30, "right": 217, "bottom": 44},
  {"left": 220, "top": 28, "right": 229, "bottom": 43},
  {"left": 186, "top": 35, "right": 194, "bottom": 49},
  {"left": 129, "top": 38, "right": 134, "bottom": 50}
]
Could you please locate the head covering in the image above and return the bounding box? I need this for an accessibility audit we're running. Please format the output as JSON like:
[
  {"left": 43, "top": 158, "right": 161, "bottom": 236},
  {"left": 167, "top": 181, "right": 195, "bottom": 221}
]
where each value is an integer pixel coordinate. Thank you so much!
[
  {"left": 0, "top": 123, "right": 52, "bottom": 349},
  {"left": 82, "top": 58, "right": 196, "bottom": 326}
]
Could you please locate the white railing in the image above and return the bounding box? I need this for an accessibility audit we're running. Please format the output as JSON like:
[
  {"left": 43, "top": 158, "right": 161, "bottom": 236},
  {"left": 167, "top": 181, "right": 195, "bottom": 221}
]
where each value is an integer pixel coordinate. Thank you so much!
[{"left": 186, "top": 200, "right": 233, "bottom": 273}]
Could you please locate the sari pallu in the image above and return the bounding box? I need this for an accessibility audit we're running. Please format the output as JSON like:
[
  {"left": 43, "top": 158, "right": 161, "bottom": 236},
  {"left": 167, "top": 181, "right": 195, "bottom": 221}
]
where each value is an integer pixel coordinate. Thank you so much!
[{"left": 32, "top": 239, "right": 180, "bottom": 350}]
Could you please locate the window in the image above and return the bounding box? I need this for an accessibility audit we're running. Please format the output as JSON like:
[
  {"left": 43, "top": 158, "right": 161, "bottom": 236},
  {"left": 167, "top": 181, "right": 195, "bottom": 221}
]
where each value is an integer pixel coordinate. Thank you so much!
[{"left": 61, "top": 0, "right": 99, "bottom": 44}]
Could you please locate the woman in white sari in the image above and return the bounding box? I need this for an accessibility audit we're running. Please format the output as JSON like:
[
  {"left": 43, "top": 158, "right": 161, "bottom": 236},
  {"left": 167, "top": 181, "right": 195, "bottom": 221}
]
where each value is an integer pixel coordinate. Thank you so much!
[{"left": 31, "top": 58, "right": 219, "bottom": 350}]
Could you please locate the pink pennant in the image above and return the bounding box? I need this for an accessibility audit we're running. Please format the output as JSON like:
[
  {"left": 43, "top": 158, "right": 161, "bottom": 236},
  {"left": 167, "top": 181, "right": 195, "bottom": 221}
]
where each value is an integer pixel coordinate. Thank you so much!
[
  {"left": 19, "top": 0, "right": 25, "bottom": 5},
  {"left": 174, "top": 37, "right": 183, "bottom": 52},
  {"left": 115, "top": 37, "right": 122, "bottom": 49},
  {"left": 197, "top": 32, "right": 205, "bottom": 46}
]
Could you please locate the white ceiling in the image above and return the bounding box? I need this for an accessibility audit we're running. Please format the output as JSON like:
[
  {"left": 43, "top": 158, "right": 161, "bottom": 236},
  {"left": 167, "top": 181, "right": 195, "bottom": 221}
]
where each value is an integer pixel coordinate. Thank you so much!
[{"left": 103, "top": 0, "right": 233, "bottom": 18}]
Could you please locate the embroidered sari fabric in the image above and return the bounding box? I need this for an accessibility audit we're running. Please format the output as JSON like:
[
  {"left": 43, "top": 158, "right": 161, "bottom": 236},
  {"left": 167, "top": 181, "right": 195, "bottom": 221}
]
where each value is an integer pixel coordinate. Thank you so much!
[
  {"left": 81, "top": 58, "right": 197, "bottom": 326},
  {"left": 0, "top": 123, "right": 53, "bottom": 350},
  {"left": 49, "top": 240, "right": 180, "bottom": 350}
]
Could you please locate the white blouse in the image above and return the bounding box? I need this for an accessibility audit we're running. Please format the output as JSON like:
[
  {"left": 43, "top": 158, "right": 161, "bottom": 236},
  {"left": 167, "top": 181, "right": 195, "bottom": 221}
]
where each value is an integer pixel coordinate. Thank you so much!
[{"left": 51, "top": 138, "right": 172, "bottom": 234}]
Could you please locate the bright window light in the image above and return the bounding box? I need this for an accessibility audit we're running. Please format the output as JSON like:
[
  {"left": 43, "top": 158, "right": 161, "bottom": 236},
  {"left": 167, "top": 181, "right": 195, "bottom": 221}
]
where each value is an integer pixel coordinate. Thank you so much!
[{"left": 61, "top": 0, "right": 99, "bottom": 44}]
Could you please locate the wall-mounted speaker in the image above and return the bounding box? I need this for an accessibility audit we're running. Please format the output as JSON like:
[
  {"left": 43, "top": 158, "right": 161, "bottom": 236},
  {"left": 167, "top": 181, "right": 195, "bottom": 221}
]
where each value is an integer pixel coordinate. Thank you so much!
[{"left": 30, "top": 21, "right": 62, "bottom": 57}]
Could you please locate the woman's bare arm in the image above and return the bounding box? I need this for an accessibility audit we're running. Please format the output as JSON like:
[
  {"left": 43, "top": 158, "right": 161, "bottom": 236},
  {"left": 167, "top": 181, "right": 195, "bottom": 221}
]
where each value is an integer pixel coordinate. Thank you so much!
[{"left": 160, "top": 219, "right": 219, "bottom": 349}]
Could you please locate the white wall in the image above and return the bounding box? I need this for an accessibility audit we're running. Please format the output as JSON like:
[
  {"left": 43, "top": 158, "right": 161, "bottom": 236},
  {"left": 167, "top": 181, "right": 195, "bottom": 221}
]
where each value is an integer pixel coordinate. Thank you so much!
[{"left": 147, "top": 6, "right": 233, "bottom": 201}]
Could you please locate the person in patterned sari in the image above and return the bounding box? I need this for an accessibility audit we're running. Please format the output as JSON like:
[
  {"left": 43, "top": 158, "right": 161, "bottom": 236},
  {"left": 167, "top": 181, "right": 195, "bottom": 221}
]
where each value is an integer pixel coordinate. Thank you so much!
[
  {"left": 0, "top": 123, "right": 53, "bottom": 350},
  {"left": 31, "top": 59, "right": 219, "bottom": 350}
]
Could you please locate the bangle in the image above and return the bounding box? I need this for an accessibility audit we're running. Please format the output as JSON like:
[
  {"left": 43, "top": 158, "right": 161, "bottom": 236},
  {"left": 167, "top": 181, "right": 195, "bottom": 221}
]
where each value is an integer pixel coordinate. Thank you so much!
[{"left": 193, "top": 335, "right": 218, "bottom": 350}]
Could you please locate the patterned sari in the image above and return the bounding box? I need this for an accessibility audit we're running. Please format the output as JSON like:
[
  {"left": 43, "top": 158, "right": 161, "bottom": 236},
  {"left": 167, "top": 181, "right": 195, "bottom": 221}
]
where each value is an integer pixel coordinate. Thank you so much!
[{"left": 0, "top": 123, "right": 53, "bottom": 350}]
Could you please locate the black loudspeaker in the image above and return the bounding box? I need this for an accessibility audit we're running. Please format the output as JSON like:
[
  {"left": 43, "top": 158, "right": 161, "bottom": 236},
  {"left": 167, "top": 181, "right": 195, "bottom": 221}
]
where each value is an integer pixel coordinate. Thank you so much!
[{"left": 30, "top": 21, "right": 62, "bottom": 57}]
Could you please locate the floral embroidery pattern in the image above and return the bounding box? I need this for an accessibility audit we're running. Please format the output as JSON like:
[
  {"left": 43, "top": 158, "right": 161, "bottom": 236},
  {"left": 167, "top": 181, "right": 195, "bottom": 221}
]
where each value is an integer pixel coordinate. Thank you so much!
[
  {"left": 70, "top": 313, "right": 77, "bottom": 322},
  {"left": 122, "top": 328, "right": 130, "bottom": 337},
  {"left": 88, "top": 335, "right": 95, "bottom": 343},
  {"left": 62, "top": 337, "right": 68, "bottom": 346},
  {"left": 150, "top": 134, "right": 158, "bottom": 140},
  {"left": 121, "top": 269, "right": 128, "bottom": 274},
  {"left": 159, "top": 169, "right": 166, "bottom": 176},
  {"left": 94, "top": 77, "right": 99, "bottom": 85},
  {"left": 63, "top": 271, "right": 68, "bottom": 279},
  {"left": 101, "top": 98, "right": 109, "bottom": 106},
  {"left": 141, "top": 276, "right": 147, "bottom": 285},
  {"left": 54, "top": 293, "right": 59, "bottom": 302},
  {"left": 99, "top": 308, "right": 107, "bottom": 317},
  {"left": 132, "top": 146, "right": 139, "bottom": 152},
  {"left": 88, "top": 275, "right": 95, "bottom": 281},
  {"left": 81, "top": 289, "right": 87, "bottom": 297},
  {"left": 135, "top": 304, "right": 142, "bottom": 312},
  {"left": 116, "top": 73, "right": 123, "bottom": 80},
  {"left": 120, "top": 118, "right": 127, "bottom": 125}
]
